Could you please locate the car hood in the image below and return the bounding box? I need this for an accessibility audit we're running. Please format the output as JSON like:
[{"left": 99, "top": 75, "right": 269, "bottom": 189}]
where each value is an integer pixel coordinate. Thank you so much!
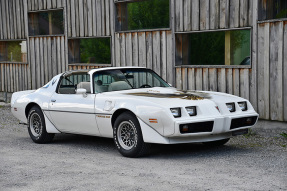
[{"left": 103, "top": 87, "right": 245, "bottom": 108}]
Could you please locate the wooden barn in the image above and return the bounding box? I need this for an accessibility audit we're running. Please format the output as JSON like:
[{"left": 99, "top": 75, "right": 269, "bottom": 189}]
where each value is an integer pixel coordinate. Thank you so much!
[{"left": 0, "top": 0, "right": 286, "bottom": 122}]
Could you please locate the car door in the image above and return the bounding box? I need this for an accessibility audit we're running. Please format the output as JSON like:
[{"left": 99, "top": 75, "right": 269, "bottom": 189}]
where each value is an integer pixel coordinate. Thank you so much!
[{"left": 48, "top": 73, "right": 100, "bottom": 136}]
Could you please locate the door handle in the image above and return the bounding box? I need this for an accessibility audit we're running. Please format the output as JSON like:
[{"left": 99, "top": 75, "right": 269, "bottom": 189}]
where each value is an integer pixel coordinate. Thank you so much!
[{"left": 51, "top": 99, "right": 56, "bottom": 103}]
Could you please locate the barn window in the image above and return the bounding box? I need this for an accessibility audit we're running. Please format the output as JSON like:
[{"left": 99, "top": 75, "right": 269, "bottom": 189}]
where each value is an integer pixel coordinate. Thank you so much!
[
  {"left": 68, "top": 38, "right": 111, "bottom": 64},
  {"left": 0, "top": 41, "right": 27, "bottom": 63},
  {"left": 175, "top": 29, "right": 251, "bottom": 66},
  {"left": 28, "top": 9, "right": 64, "bottom": 36},
  {"left": 258, "top": 0, "right": 287, "bottom": 21},
  {"left": 115, "top": 0, "right": 170, "bottom": 32}
]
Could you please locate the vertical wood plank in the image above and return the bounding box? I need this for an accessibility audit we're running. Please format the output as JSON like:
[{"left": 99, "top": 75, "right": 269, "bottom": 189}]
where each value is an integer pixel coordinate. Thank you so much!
[
  {"left": 210, "top": 0, "right": 219, "bottom": 29},
  {"left": 1, "top": 0, "right": 7, "bottom": 39},
  {"left": 96, "top": 0, "right": 102, "bottom": 36},
  {"left": 83, "top": 0, "right": 89, "bottom": 36},
  {"left": 115, "top": 33, "right": 120, "bottom": 67},
  {"left": 187, "top": 68, "right": 195, "bottom": 90},
  {"left": 79, "top": 0, "right": 84, "bottom": 37},
  {"left": 71, "top": 0, "right": 76, "bottom": 37},
  {"left": 57, "top": 37, "right": 62, "bottom": 74},
  {"left": 226, "top": 68, "right": 233, "bottom": 94},
  {"left": 230, "top": 0, "right": 240, "bottom": 28},
  {"left": 52, "top": 37, "right": 57, "bottom": 76},
  {"left": 16, "top": 0, "right": 21, "bottom": 38},
  {"left": 6, "top": 0, "right": 11, "bottom": 39},
  {"left": 92, "top": 0, "right": 97, "bottom": 36},
  {"left": 270, "top": 22, "right": 284, "bottom": 121},
  {"left": 101, "top": 0, "right": 105, "bottom": 35},
  {"left": 30, "top": 38, "right": 36, "bottom": 89},
  {"left": 47, "top": 0, "right": 51, "bottom": 9},
  {"left": 208, "top": 68, "right": 217, "bottom": 91},
  {"left": 138, "top": 32, "right": 146, "bottom": 68},
  {"left": 184, "top": 0, "right": 191, "bottom": 31},
  {"left": 120, "top": 33, "right": 126, "bottom": 66},
  {"left": 125, "top": 33, "right": 132, "bottom": 66},
  {"left": 202, "top": 68, "right": 209, "bottom": 91},
  {"left": 218, "top": 68, "right": 226, "bottom": 93},
  {"left": 240, "top": 0, "right": 248, "bottom": 27},
  {"left": 35, "top": 38, "right": 41, "bottom": 88},
  {"left": 248, "top": 0, "right": 253, "bottom": 26},
  {"left": 61, "top": 36, "right": 66, "bottom": 72},
  {"left": 249, "top": 0, "right": 258, "bottom": 112},
  {"left": 74, "top": 0, "right": 79, "bottom": 36},
  {"left": 200, "top": 0, "right": 209, "bottom": 30},
  {"left": 284, "top": 21, "right": 287, "bottom": 121},
  {"left": 166, "top": 31, "right": 173, "bottom": 84},
  {"left": 152, "top": 31, "right": 161, "bottom": 75},
  {"left": 67, "top": 0, "right": 72, "bottom": 37},
  {"left": 175, "top": 0, "right": 183, "bottom": 31},
  {"left": 233, "top": 69, "right": 240, "bottom": 96},
  {"left": 105, "top": 0, "right": 110, "bottom": 36},
  {"left": 132, "top": 33, "right": 139, "bottom": 66},
  {"left": 146, "top": 32, "right": 153, "bottom": 70},
  {"left": 257, "top": 23, "right": 269, "bottom": 119},
  {"left": 191, "top": 0, "right": 199, "bottom": 30},
  {"left": 182, "top": 68, "right": 188, "bottom": 90},
  {"left": 160, "top": 31, "right": 167, "bottom": 80},
  {"left": 176, "top": 68, "right": 182, "bottom": 89},
  {"left": 0, "top": 0, "right": 3, "bottom": 39},
  {"left": 43, "top": 37, "right": 49, "bottom": 83},
  {"left": 240, "top": 69, "right": 249, "bottom": 99},
  {"left": 40, "top": 37, "right": 45, "bottom": 86},
  {"left": 195, "top": 68, "right": 202, "bottom": 90}
]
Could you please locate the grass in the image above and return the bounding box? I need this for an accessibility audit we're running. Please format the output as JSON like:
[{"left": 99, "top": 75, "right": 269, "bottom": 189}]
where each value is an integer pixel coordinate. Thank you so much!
[
  {"left": 280, "top": 132, "right": 287, "bottom": 139},
  {"left": 0, "top": 105, "right": 3, "bottom": 109}
]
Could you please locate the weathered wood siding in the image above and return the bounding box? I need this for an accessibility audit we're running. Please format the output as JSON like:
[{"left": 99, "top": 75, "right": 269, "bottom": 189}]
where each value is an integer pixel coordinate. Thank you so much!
[
  {"left": 175, "top": 0, "right": 253, "bottom": 32},
  {"left": 257, "top": 21, "right": 287, "bottom": 121},
  {"left": 0, "top": 63, "right": 29, "bottom": 92},
  {"left": 28, "top": 36, "right": 67, "bottom": 89},
  {"left": 114, "top": 31, "right": 173, "bottom": 84},
  {"left": 0, "top": 0, "right": 27, "bottom": 39}
]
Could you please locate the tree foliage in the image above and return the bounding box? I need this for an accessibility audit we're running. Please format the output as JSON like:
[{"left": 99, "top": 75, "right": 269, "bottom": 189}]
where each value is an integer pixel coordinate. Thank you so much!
[{"left": 127, "top": 0, "right": 169, "bottom": 30}]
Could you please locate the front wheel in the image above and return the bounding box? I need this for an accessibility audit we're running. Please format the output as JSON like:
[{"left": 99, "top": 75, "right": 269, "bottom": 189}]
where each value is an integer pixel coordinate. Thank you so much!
[
  {"left": 27, "top": 106, "right": 55, "bottom": 143},
  {"left": 113, "top": 112, "right": 150, "bottom": 158}
]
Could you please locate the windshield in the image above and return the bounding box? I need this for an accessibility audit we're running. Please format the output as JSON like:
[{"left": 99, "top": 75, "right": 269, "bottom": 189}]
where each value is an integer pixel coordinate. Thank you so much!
[{"left": 93, "top": 68, "right": 170, "bottom": 93}]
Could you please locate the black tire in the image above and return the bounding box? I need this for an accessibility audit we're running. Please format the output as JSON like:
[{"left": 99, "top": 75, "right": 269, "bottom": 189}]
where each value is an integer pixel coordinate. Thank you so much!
[
  {"left": 113, "top": 112, "right": 150, "bottom": 158},
  {"left": 27, "top": 106, "right": 55, "bottom": 143},
  {"left": 202, "top": 138, "right": 230, "bottom": 146}
]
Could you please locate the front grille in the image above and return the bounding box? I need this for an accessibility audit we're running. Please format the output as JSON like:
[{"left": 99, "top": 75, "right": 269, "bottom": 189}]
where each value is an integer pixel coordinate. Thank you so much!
[
  {"left": 179, "top": 121, "right": 214, "bottom": 134},
  {"left": 230, "top": 116, "right": 258, "bottom": 129}
]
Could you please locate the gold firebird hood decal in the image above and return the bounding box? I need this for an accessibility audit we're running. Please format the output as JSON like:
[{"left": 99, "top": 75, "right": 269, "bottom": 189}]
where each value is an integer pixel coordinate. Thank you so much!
[{"left": 125, "top": 90, "right": 211, "bottom": 100}]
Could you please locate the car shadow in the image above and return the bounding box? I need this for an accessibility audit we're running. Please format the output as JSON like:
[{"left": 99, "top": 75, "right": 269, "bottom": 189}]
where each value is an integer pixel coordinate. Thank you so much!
[{"left": 48, "top": 133, "right": 252, "bottom": 159}]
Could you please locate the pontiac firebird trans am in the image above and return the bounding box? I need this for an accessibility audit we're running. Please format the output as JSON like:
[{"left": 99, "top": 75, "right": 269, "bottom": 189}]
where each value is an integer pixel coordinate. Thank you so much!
[{"left": 11, "top": 67, "right": 259, "bottom": 157}]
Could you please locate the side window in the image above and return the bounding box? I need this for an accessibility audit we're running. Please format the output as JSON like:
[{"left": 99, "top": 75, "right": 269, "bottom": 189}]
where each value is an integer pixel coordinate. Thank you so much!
[
  {"left": 58, "top": 73, "right": 90, "bottom": 94},
  {"left": 94, "top": 73, "right": 115, "bottom": 93}
]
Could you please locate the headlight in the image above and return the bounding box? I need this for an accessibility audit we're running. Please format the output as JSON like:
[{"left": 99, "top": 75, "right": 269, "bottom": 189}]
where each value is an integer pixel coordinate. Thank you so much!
[
  {"left": 185, "top": 106, "right": 197, "bottom": 116},
  {"left": 226, "top": 103, "right": 235, "bottom": 112},
  {"left": 170, "top": 108, "right": 181, "bottom": 118},
  {"left": 238, "top": 101, "right": 248, "bottom": 111}
]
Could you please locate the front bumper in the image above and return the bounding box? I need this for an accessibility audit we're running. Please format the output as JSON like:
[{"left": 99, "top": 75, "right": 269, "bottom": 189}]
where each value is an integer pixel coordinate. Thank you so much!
[{"left": 170, "top": 113, "right": 259, "bottom": 138}]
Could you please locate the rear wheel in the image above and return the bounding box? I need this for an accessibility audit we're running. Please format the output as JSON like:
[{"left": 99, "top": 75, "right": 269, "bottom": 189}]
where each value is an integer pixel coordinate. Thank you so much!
[
  {"left": 113, "top": 112, "right": 150, "bottom": 158},
  {"left": 27, "top": 106, "right": 54, "bottom": 143},
  {"left": 202, "top": 138, "right": 230, "bottom": 146}
]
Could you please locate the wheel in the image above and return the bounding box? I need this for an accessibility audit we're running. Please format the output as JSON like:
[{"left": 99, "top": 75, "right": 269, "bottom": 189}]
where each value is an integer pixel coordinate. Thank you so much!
[
  {"left": 113, "top": 112, "right": 150, "bottom": 158},
  {"left": 27, "top": 106, "right": 55, "bottom": 143},
  {"left": 202, "top": 138, "right": 230, "bottom": 146}
]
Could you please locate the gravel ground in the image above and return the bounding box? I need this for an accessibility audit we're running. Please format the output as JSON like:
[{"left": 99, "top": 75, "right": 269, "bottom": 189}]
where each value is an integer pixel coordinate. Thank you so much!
[{"left": 0, "top": 104, "right": 286, "bottom": 191}]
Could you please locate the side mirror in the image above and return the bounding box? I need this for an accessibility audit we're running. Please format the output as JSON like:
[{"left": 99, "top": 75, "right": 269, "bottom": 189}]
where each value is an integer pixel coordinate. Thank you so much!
[{"left": 76, "top": 88, "right": 87, "bottom": 97}]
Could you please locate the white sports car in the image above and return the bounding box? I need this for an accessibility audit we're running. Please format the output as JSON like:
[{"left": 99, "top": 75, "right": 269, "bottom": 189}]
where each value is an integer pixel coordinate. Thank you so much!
[{"left": 11, "top": 67, "right": 259, "bottom": 157}]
